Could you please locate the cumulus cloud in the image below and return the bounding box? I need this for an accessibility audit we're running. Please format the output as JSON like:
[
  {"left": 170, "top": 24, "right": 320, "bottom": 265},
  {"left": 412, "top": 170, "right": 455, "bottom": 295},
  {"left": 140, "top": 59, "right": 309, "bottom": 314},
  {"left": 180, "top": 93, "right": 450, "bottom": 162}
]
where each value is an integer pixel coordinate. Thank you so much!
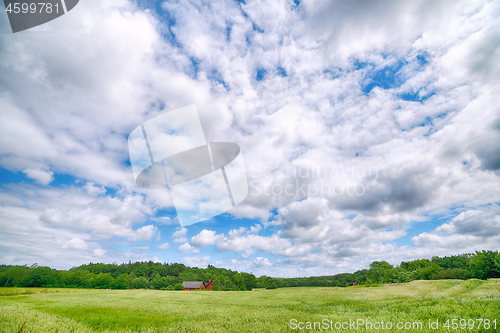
[
  {"left": 173, "top": 237, "right": 188, "bottom": 243},
  {"left": 201, "top": 197, "right": 408, "bottom": 266},
  {"left": 178, "top": 242, "right": 200, "bottom": 254},
  {"left": 158, "top": 242, "right": 171, "bottom": 250},
  {"left": 0, "top": 0, "right": 499, "bottom": 275},
  {"left": 172, "top": 227, "right": 188, "bottom": 243},
  {"left": 182, "top": 255, "right": 210, "bottom": 268},
  {"left": 172, "top": 227, "right": 187, "bottom": 238},
  {"left": 0, "top": 0, "right": 157, "bottom": 186},
  {"left": 22, "top": 168, "right": 54, "bottom": 185},
  {"left": 39, "top": 193, "right": 156, "bottom": 241},
  {"left": 412, "top": 205, "right": 500, "bottom": 250},
  {"left": 253, "top": 257, "right": 273, "bottom": 267},
  {"left": 83, "top": 182, "right": 106, "bottom": 196},
  {"left": 93, "top": 248, "right": 106, "bottom": 257},
  {"left": 190, "top": 229, "right": 224, "bottom": 247},
  {"left": 62, "top": 238, "right": 88, "bottom": 250},
  {"left": 0, "top": 205, "right": 108, "bottom": 268}
]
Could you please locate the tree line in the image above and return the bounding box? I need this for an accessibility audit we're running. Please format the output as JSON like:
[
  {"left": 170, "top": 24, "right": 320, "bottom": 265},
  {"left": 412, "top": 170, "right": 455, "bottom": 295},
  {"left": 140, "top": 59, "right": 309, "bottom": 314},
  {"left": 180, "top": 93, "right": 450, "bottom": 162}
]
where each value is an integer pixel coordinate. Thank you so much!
[{"left": 0, "top": 250, "right": 498, "bottom": 290}]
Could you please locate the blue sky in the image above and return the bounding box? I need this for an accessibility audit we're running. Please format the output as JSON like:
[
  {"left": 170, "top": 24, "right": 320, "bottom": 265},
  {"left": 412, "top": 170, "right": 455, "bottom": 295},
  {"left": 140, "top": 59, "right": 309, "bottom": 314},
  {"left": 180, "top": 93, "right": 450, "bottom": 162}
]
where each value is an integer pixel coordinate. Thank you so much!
[{"left": 0, "top": 0, "right": 499, "bottom": 277}]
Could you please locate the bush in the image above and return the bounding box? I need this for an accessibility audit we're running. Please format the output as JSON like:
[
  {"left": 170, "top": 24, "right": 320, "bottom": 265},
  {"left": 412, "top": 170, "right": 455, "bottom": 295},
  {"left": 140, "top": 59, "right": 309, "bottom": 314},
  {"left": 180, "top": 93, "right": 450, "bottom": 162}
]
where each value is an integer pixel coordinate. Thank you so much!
[
  {"left": 397, "top": 270, "right": 418, "bottom": 283},
  {"left": 431, "top": 268, "right": 469, "bottom": 280},
  {"left": 129, "top": 277, "right": 148, "bottom": 289},
  {"left": 266, "top": 283, "right": 277, "bottom": 289},
  {"left": 174, "top": 283, "right": 184, "bottom": 291},
  {"left": 418, "top": 263, "right": 443, "bottom": 280}
]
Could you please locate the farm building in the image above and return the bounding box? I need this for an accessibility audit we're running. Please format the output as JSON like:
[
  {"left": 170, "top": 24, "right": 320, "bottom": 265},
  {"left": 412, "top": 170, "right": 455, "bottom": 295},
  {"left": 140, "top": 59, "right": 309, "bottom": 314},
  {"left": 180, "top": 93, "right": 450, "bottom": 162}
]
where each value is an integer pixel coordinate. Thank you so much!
[{"left": 182, "top": 279, "right": 213, "bottom": 291}]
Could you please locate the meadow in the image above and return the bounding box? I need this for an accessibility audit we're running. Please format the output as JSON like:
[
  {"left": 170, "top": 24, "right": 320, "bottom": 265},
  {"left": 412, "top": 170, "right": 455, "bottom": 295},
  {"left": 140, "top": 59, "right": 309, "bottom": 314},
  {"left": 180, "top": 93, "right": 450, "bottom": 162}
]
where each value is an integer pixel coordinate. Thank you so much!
[{"left": 1, "top": 279, "right": 499, "bottom": 332}]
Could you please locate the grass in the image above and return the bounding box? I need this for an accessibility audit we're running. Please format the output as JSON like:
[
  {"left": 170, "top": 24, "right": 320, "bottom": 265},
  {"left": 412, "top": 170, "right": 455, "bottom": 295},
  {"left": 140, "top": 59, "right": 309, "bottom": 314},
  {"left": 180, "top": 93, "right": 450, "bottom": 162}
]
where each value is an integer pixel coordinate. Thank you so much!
[
  {"left": 0, "top": 288, "right": 62, "bottom": 296},
  {"left": 0, "top": 279, "right": 499, "bottom": 332}
]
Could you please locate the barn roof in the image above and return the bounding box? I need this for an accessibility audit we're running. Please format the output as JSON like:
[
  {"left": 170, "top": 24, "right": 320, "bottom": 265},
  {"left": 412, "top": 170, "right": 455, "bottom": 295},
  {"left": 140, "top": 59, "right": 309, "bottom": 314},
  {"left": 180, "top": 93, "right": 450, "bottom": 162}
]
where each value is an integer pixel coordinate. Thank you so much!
[{"left": 182, "top": 281, "right": 204, "bottom": 289}]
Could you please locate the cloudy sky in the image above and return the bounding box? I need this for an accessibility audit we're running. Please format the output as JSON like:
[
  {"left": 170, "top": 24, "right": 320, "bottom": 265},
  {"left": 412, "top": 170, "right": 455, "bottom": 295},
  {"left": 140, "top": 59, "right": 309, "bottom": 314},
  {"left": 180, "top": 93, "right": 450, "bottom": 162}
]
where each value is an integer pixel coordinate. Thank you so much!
[{"left": 0, "top": 0, "right": 499, "bottom": 277}]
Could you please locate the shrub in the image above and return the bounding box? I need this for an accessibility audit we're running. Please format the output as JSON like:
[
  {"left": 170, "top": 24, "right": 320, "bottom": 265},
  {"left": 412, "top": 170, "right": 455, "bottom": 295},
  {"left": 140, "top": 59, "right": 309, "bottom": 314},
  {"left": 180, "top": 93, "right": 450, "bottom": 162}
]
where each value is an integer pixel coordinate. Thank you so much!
[
  {"left": 129, "top": 277, "right": 148, "bottom": 289},
  {"left": 431, "top": 268, "right": 469, "bottom": 280}
]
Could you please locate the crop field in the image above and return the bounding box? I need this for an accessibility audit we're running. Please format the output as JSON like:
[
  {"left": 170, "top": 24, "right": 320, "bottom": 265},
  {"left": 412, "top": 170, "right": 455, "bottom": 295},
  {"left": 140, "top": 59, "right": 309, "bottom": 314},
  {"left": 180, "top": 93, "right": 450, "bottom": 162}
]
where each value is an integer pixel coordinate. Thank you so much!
[{"left": 1, "top": 279, "right": 499, "bottom": 332}]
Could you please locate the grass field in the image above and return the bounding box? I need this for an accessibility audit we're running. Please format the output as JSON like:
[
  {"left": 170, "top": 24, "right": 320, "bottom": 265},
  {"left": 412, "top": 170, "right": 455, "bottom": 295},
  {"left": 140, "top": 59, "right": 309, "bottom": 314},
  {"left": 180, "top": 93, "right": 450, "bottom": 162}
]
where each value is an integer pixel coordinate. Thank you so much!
[{"left": 1, "top": 279, "right": 499, "bottom": 332}]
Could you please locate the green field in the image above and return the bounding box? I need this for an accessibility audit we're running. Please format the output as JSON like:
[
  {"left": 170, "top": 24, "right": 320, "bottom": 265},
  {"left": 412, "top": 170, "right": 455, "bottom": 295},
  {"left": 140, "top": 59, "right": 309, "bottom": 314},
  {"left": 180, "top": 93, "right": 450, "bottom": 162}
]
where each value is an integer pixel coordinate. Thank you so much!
[{"left": 1, "top": 279, "right": 499, "bottom": 332}]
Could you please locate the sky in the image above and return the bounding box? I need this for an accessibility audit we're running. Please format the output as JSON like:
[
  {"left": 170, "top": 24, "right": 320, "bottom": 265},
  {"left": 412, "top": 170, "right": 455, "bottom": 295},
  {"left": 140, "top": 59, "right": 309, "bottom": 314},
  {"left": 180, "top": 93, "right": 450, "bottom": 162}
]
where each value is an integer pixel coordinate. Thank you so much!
[{"left": 0, "top": 0, "right": 499, "bottom": 278}]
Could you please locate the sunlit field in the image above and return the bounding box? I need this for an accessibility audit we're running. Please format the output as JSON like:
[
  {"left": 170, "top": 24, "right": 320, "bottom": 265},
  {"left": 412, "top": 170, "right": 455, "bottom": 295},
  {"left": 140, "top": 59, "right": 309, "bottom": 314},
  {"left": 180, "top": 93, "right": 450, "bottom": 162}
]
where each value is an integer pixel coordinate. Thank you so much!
[{"left": 1, "top": 279, "right": 499, "bottom": 332}]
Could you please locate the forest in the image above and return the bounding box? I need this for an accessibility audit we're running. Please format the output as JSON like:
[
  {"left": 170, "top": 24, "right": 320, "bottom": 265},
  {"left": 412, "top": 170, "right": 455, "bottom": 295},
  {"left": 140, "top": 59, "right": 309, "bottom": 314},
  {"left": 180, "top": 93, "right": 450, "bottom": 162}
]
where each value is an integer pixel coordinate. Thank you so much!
[{"left": 1, "top": 250, "right": 499, "bottom": 291}]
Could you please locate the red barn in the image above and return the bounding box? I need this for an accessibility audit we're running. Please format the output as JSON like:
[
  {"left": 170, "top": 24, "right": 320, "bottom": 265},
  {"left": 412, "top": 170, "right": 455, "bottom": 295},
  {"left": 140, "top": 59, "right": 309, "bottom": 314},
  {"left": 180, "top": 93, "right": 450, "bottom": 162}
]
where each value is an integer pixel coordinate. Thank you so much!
[
  {"left": 182, "top": 279, "right": 213, "bottom": 291},
  {"left": 204, "top": 279, "right": 213, "bottom": 290}
]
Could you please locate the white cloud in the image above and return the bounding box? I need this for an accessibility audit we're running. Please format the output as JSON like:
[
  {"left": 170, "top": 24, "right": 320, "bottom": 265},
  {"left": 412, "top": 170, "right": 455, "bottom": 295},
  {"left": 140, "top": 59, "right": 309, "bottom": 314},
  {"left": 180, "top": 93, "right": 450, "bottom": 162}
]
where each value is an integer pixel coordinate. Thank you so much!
[
  {"left": 182, "top": 255, "right": 210, "bottom": 268},
  {"left": 172, "top": 227, "right": 188, "bottom": 243},
  {"left": 412, "top": 205, "right": 500, "bottom": 250},
  {"left": 39, "top": 194, "right": 157, "bottom": 241},
  {"left": 129, "top": 225, "right": 157, "bottom": 242},
  {"left": 173, "top": 237, "right": 188, "bottom": 243},
  {"left": 0, "top": 0, "right": 172, "bottom": 188},
  {"left": 172, "top": 227, "right": 187, "bottom": 238},
  {"left": 62, "top": 238, "right": 88, "bottom": 250},
  {"left": 0, "top": 206, "right": 105, "bottom": 269},
  {"left": 253, "top": 257, "right": 273, "bottom": 267},
  {"left": 153, "top": 216, "right": 173, "bottom": 225},
  {"left": 93, "top": 248, "right": 106, "bottom": 257},
  {"left": 0, "top": 0, "right": 499, "bottom": 275},
  {"left": 0, "top": 99, "right": 56, "bottom": 170},
  {"left": 158, "top": 242, "right": 170, "bottom": 250},
  {"left": 84, "top": 182, "right": 106, "bottom": 196},
  {"left": 178, "top": 242, "right": 200, "bottom": 254},
  {"left": 22, "top": 168, "right": 54, "bottom": 185},
  {"left": 190, "top": 229, "right": 224, "bottom": 247}
]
